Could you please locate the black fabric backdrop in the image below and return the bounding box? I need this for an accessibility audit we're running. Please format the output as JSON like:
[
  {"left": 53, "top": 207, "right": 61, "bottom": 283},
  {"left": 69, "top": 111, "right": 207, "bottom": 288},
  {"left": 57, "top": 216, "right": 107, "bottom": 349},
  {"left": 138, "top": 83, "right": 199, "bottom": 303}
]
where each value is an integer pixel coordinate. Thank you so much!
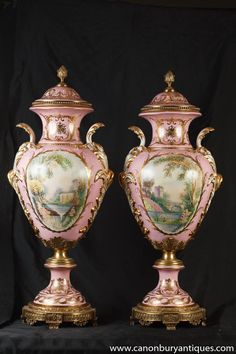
[{"left": 0, "top": 0, "right": 236, "bottom": 352}]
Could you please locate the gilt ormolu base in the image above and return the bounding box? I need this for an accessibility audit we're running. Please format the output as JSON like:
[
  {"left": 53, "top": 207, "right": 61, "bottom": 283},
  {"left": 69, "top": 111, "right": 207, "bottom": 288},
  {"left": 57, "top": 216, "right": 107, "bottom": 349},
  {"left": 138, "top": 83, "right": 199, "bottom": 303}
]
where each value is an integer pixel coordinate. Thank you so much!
[
  {"left": 130, "top": 303, "right": 206, "bottom": 331},
  {"left": 130, "top": 253, "right": 206, "bottom": 330},
  {"left": 22, "top": 249, "right": 97, "bottom": 329},
  {"left": 22, "top": 302, "right": 97, "bottom": 329}
]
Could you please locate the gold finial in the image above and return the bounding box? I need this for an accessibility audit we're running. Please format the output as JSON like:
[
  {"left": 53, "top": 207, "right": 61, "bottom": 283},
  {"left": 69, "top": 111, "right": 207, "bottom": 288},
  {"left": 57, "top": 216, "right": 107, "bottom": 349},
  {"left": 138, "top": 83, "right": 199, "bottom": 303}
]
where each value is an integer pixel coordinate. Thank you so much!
[
  {"left": 57, "top": 65, "right": 68, "bottom": 86},
  {"left": 164, "top": 70, "right": 175, "bottom": 92}
]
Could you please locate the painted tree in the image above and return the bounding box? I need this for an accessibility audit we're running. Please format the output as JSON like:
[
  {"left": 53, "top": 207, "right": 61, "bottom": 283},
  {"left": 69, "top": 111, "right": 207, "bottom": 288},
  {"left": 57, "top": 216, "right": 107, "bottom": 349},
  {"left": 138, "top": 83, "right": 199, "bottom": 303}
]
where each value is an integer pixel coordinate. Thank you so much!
[
  {"left": 72, "top": 178, "right": 87, "bottom": 203},
  {"left": 28, "top": 179, "right": 45, "bottom": 203},
  {"left": 41, "top": 153, "right": 72, "bottom": 178},
  {"left": 154, "top": 156, "right": 201, "bottom": 211},
  {"left": 142, "top": 179, "right": 154, "bottom": 197}
]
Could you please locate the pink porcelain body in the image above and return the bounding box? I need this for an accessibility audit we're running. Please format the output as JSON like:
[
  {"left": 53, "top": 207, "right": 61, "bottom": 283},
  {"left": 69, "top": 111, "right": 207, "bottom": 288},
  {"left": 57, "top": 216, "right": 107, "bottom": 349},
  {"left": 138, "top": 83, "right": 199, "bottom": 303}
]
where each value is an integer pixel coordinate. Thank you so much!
[
  {"left": 13, "top": 104, "right": 111, "bottom": 243},
  {"left": 125, "top": 113, "right": 216, "bottom": 245},
  {"left": 15, "top": 114, "right": 103, "bottom": 242}
]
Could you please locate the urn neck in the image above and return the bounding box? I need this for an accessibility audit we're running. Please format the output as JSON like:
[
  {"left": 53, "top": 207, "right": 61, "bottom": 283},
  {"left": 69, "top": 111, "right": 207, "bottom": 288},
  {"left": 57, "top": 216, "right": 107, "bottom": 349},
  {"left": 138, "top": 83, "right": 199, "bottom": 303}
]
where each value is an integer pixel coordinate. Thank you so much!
[
  {"left": 141, "top": 112, "right": 201, "bottom": 148},
  {"left": 30, "top": 107, "right": 93, "bottom": 144},
  {"left": 45, "top": 248, "right": 76, "bottom": 268},
  {"left": 155, "top": 251, "right": 183, "bottom": 267}
]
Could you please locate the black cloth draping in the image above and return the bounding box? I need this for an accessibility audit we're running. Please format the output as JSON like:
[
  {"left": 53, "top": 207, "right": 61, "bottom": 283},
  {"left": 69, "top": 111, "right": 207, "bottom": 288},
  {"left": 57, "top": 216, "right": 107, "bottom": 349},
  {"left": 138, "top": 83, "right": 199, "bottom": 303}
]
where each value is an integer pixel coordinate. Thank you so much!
[
  {"left": 0, "top": 0, "right": 236, "bottom": 352},
  {"left": 0, "top": 320, "right": 235, "bottom": 353}
]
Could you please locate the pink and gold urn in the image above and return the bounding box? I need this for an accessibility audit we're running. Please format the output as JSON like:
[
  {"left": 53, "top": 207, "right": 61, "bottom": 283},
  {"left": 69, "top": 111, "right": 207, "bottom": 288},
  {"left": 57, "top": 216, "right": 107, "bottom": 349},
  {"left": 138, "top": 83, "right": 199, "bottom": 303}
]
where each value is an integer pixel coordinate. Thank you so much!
[
  {"left": 8, "top": 66, "right": 113, "bottom": 328},
  {"left": 120, "top": 71, "right": 222, "bottom": 330}
]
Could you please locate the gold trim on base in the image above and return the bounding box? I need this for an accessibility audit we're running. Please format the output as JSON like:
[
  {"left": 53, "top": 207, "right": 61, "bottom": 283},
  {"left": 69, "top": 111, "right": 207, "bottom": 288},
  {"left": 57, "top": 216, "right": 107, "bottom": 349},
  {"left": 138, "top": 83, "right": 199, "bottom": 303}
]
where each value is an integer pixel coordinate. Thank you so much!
[
  {"left": 22, "top": 302, "right": 97, "bottom": 329},
  {"left": 130, "top": 303, "right": 206, "bottom": 330}
]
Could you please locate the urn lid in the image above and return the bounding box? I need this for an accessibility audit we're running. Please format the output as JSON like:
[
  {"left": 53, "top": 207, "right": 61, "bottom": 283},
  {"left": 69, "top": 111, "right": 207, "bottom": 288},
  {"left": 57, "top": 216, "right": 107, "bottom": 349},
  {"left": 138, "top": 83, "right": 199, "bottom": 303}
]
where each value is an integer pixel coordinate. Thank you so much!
[
  {"left": 31, "top": 66, "right": 93, "bottom": 109},
  {"left": 140, "top": 71, "right": 199, "bottom": 113}
]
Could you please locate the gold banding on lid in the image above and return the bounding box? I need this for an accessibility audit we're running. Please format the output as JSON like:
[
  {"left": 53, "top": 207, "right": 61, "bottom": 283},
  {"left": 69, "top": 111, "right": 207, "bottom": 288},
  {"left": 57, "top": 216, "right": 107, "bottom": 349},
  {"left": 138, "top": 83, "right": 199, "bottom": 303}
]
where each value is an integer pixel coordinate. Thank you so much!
[
  {"left": 31, "top": 65, "right": 93, "bottom": 109},
  {"left": 140, "top": 70, "right": 199, "bottom": 113}
]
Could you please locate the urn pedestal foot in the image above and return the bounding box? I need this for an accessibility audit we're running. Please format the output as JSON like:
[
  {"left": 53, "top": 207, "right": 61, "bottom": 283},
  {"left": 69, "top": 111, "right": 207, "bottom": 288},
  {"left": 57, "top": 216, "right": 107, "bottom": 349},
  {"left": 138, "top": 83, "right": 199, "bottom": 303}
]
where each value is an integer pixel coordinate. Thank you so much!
[
  {"left": 21, "top": 249, "right": 97, "bottom": 329},
  {"left": 130, "top": 256, "right": 206, "bottom": 330}
]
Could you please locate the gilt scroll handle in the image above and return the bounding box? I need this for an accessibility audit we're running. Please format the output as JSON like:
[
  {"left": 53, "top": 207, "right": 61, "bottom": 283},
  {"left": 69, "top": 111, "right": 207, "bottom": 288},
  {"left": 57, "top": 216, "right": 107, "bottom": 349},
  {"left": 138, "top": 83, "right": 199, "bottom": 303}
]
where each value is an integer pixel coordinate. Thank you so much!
[
  {"left": 128, "top": 126, "right": 146, "bottom": 147},
  {"left": 16, "top": 123, "right": 36, "bottom": 144},
  {"left": 86, "top": 123, "right": 105, "bottom": 145},
  {"left": 196, "top": 127, "right": 223, "bottom": 191},
  {"left": 196, "top": 127, "right": 215, "bottom": 149}
]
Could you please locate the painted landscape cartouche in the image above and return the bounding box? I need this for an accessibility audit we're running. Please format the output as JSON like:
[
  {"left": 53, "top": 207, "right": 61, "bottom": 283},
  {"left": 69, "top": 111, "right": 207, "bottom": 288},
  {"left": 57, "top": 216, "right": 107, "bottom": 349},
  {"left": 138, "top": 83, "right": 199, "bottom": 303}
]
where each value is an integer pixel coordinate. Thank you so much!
[
  {"left": 26, "top": 151, "right": 88, "bottom": 231},
  {"left": 141, "top": 155, "right": 203, "bottom": 234}
]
